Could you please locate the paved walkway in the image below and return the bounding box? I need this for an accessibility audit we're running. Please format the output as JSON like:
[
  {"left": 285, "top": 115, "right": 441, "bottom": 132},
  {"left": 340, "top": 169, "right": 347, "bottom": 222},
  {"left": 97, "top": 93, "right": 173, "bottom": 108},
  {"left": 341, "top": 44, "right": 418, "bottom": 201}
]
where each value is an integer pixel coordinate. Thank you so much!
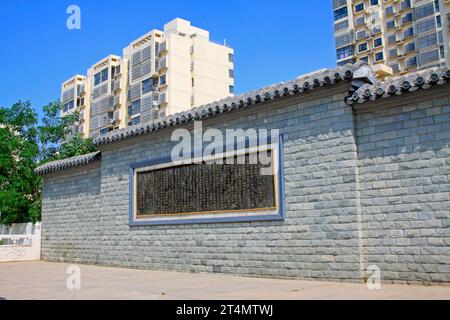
[{"left": 0, "top": 261, "right": 449, "bottom": 300}]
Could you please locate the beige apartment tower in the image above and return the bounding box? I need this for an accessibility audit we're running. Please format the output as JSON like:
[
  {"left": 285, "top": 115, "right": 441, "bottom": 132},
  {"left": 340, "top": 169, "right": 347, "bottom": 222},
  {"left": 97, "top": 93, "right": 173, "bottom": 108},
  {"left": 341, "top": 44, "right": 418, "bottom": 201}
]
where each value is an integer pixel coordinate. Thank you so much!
[
  {"left": 60, "top": 75, "right": 90, "bottom": 138},
  {"left": 333, "top": 0, "right": 450, "bottom": 76},
  {"left": 87, "top": 55, "right": 128, "bottom": 137},
  {"left": 123, "top": 18, "right": 234, "bottom": 126},
  {"left": 60, "top": 18, "right": 234, "bottom": 138}
]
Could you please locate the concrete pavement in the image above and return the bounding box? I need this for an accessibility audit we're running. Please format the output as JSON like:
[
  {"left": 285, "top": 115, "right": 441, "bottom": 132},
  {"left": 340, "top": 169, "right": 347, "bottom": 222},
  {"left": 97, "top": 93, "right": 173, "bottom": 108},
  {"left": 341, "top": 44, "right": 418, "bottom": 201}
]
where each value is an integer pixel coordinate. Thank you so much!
[{"left": 0, "top": 261, "right": 449, "bottom": 300}]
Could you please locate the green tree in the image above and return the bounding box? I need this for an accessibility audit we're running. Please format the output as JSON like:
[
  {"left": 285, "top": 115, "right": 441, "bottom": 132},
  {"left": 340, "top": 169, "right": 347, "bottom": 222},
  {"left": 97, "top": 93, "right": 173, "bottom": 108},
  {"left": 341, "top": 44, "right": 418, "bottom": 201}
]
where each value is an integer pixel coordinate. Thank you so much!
[
  {"left": 0, "top": 100, "right": 97, "bottom": 224},
  {"left": 0, "top": 101, "right": 41, "bottom": 224},
  {"left": 39, "top": 100, "right": 96, "bottom": 163}
]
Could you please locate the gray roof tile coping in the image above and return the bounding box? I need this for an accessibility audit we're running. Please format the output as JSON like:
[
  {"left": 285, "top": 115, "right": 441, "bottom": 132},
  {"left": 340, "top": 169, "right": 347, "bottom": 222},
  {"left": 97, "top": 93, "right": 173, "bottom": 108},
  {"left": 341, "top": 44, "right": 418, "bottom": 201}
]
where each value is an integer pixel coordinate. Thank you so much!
[
  {"left": 346, "top": 66, "right": 450, "bottom": 105},
  {"left": 93, "top": 62, "right": 374, "bottom": 147},
  {"left": 34, "top": 151, "right": 101, "bottom": 175}
]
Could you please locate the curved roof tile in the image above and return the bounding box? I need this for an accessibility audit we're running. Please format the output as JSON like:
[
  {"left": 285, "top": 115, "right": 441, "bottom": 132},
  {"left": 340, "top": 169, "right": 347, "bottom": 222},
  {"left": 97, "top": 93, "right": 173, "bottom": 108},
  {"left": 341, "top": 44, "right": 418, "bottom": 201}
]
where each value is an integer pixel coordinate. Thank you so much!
[
  {"left": 347, "top": 66, "right": 450, "bottom": 105},
  {"left": 94, "top": 62, "right": 373, "bottom": 146},
  {"left": 34, "top": 151, "right": 101, "bottom": 175}
]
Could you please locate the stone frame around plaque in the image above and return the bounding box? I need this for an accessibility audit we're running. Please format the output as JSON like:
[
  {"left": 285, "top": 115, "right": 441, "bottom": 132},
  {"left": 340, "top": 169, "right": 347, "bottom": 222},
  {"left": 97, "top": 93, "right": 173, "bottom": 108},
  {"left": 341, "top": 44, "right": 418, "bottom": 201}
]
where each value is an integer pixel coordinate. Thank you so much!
[{"left": 128, "top": 134, "right": 285, "bottom": 226}]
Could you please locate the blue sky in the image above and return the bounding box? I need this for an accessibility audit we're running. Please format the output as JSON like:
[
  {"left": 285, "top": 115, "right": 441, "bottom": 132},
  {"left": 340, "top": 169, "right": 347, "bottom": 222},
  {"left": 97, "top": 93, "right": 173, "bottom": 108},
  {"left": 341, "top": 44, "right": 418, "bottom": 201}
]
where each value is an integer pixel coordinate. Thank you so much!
[{"left": 0, "top": 0, "right": 336, "bottom": 119}]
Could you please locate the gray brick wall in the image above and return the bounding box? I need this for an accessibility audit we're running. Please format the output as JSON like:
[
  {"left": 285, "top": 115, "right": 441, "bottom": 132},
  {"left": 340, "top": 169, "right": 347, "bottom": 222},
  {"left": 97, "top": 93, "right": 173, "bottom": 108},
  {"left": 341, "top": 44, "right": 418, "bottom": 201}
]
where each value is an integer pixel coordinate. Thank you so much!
[
  {"left": 41, "top": 85, "right": 450, "bottom": 284},
  {"left": 356, "top": 94, "right": 450, "bottom": 283}
]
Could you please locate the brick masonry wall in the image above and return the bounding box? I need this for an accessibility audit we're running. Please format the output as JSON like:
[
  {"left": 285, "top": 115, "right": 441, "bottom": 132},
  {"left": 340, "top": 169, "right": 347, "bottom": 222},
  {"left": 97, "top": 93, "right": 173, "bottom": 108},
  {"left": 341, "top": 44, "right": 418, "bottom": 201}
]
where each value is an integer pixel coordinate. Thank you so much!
[
  {"left": 41, "top": 85, "right": 450, "bottom": 283},
  {"left": 355, "top": 93, "right": 450, "bottom": 283}
]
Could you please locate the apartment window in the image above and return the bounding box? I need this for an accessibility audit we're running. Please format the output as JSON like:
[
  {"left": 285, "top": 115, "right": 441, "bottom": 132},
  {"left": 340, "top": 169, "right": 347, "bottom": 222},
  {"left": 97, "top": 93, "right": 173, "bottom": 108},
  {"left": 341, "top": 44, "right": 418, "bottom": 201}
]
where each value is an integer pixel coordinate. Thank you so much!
[
  {"left": 128, "top": 99, "right": 141, "bottom": 116},
  {"left": 434, "top": 0, "right": 440, "bottom": 12},
  {"left": 447, "top": 13, "right": 450, "bottom": 32},
  {"left": 359, "top": 56, "right": 369, "bottom": 63},
  {"left": 94, "top": 68, "right": 108, "bottom": 86},
  {"left": 229, "top": 85, "right": 234, "bottom": 94},
  {"left": 391, "top": 63, "right": 400, "bottom": 73},
  {"left": 333, "top": 0, "right": 347, "bottom": 9},
  {"left": 402, "top": 13, "right": 413, "bottom": 24},
  {"left": 334, "top": 20, "right": 349, "bottom": 31},
  {"left": 228, "top": 53, "right": 234, "bottom": 63},
  {"left": 160, "top": 74, "right": 167, "bottom": 86},
  {"left": 401, "top": 0, "right": 411, "bottom": 10},
  {"left": 370, "top": 0, "right": 378, "bottom": 5},
  {"left": 335, "top": 32, "right": 354, "bottom": 48},
  {"left": 358, "top": 43, "right": 368, "bottom": 52},
  {"left": 355, "top": 3, "right": 364, "bottom": 12},
  {"left": 405, "top": 42, "right": 415, "bottom": 52},
  {"left": 229, "top": 69, "right": 234, "bottom": 79},
  {"left": 372, "top": 25, "right": 381, "bottom": 35},
  {"left": 389, "top": 48, "right": 398, "bottom": 58},
  {"left": 403, "top": 27, "right": 414, "bottom": 38},
  {"left": 387, "top": 34, "right": 397, "bottom": 44},
  {"left": 336, "top": 45, "right": 354, "bottom": 60},
  {"left": 356, "top": 29, "right": 367, "bottom": 40},
  {"left": 419, "top": 49, "right": 440, "bottom": 65},
  {"left": 101, "top": 68, "right": 108, "bottom": 82},
  {"left": 374, "top": 38, "right": 383, "bottom": 47},
  {"left": 413, "top": 2, "right": 435, "bottom": 21},
  {"left": 62, "top": 99, "right": 75, "bottom": 111},
  {"left": 385, "top": 6, "right": 395, "bottom": 16},
  {"left": 417, "top": 33, "right": 438, "bottom": 50},
  {"left": 375, "top": 52, "right": 384, "bottom": 62},
  {"left": 355, "top": 16, "right": 365, "bottom": 26},
  {"left": 440, "top": 46, "right": 445, "bottom": 59},
  {"left": 128, "top": 116, "right": 141, "bottom": 127},
  {"left": 111, "top": 65, "right": 118, "bottom": 78},
  {"left": 191, "top": 77, "right": 194, "bottom": 87},
  {"left": 406, "top": 56, "right": 417, "bottom": 68},
  {"left": 334, "top": 6, "right": 348, "bottom": 21},
  {"left": 415, "top": 17, "right": 436, "bottom": 35},
  {"left": 337, "top": 58, "right": 356, "bottom": 66},
  {"left": 436, "top": 15, "right": 441, "bottom": 28},
  {"left": 386, "top": 20, "right": 396, "bottom": 29},
  {"left": 142, "top": 78, "right": 153, "bottom": 94},
  {"left": 94, "top": 73, "right": 101, "bottom": 86},
  {"left": 99, "top": 128, "right": 110, "bottom": 136}
]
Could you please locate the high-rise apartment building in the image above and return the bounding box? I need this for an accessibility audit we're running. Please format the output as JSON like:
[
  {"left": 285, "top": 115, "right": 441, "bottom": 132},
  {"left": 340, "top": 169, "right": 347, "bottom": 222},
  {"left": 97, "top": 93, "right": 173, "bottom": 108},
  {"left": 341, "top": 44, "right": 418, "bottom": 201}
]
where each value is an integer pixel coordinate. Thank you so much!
[
  {"left": 123, "top": 18, "right": 234, "bottom": 125},
  {"left": 60, "top": 75, "right": 90, "bottom": 138},
  {"left": 87, "top": 55, "right": 128, "bottom": 137},
  {"left": 60, "top": 18, "right": 234, "bottom": 138},
  {"left": 333, "top": 0, "right": 450, "bottom": 76}
]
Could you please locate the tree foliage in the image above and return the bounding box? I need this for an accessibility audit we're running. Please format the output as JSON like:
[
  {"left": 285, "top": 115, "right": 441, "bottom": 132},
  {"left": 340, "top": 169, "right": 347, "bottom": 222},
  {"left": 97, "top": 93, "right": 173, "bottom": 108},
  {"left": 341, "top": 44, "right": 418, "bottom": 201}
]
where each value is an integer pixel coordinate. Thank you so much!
[
  {"left": 0, "top": 100, "right": 97, "bottom": 224},
  {"left": 0, "top": 101, "right": 41, "bottom": 224},
  {"left": 38, "top": 101, "right": 96, "bottom": 163}
]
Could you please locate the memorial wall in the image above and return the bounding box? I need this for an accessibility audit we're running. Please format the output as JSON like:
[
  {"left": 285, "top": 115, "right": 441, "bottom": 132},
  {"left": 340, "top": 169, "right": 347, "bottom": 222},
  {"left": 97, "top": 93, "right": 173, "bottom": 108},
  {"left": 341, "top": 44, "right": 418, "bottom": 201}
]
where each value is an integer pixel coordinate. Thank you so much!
[{"left": 37, "top": 64, "right": 450, "bottom": 284}]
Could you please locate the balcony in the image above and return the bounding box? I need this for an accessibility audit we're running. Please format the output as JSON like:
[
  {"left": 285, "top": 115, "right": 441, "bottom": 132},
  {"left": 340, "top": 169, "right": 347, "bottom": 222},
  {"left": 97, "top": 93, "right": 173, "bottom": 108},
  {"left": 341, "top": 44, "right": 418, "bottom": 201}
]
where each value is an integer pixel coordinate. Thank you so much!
[
  {"left": 385, "top": 7, "right": 396, "bottom": 16},
  {"left": 113, "top": 95, "right": 120, "bottom": 107},
  {"left": 113, "top": 110, "right": 120, "bottom": 122},
  {"left": 159, "top": 42, "right": 167, "bottom": 56},
  {"left": 371, "top": 26, "right": 382, "bottom": 36},
  {"left": 401, "top": 0, "right": 411, "bottom": 10},
  {"left": 401, "top": 14, "right": 413, "bottom": 25},
  {"left": 158, "top": 57, "right": 167, "bottom": 71},
  {"left": 404, "top": 42, "right": 415, "bottom": 52},
  {"left": 356, "top": 30, "right": 368, "bottom": 41},
  {"left": 159, "top": 93, "right": 167, "bottom": 104}
]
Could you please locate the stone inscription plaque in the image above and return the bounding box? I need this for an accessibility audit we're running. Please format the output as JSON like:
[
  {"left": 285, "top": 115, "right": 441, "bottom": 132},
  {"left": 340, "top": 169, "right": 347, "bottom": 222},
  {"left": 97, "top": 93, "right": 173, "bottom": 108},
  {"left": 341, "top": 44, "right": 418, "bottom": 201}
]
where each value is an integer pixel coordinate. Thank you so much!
[{"left": 136, "top": 151, "right": 276, "bottom": 216}]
